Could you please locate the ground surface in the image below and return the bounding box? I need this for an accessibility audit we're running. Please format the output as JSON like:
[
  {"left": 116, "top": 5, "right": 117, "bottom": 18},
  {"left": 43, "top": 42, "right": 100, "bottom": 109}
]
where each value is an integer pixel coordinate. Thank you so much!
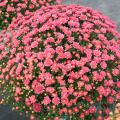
[{"left": 0, "top": 0, "right": 120, "bottom": 120}]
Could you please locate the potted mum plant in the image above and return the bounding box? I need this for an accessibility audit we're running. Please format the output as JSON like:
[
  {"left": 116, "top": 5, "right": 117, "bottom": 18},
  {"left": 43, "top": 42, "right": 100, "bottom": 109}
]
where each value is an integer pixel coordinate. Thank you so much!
[
  {"left": 0, "top": 4, "right": 120, "bottom": 120},
  {"left": 0, "top": 0, "right": 61, "bottom": 29}
]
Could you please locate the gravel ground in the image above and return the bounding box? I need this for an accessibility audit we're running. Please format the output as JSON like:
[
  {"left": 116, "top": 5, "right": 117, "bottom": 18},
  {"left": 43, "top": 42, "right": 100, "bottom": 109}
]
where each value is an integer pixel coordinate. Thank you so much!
[{"left": 0, "top": 0, "right": 120, "bottom": 120}]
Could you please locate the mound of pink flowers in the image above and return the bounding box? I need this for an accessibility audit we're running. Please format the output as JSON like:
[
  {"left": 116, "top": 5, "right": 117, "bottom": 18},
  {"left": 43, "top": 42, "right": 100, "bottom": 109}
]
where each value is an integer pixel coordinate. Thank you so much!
[
  {"left": 0, "top": 4, "right": 120, "bottom": 120},
  {"left": 0, "top": 0, "right": 61, "bottom": 29}
]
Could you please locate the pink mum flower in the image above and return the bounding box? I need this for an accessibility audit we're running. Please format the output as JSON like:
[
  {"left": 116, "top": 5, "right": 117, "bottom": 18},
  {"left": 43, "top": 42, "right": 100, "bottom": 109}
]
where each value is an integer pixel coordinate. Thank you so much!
[
  {"left": 29, "top": 95, "right": 36, "bottom": 104},
  {"left": 42, "top": 96, "right": 51, "bottom": 105},
  {"left": 100, "top": 61, "right": 107, "bottom": 69},
  {"left": 89, "top": 106, "right": 97, "bottom": 114},
  {"left": 116, "top": 81, "right": 120, "bottom": 88},
  {"left": 112, "top": 69, "right": 119, "bottom": 76},
  {"left": 34, "top": 84, "right": 45, "bottom": 94},
  {"left": 33, "top": 103, "right": 41, "bottom": 112},
  {"left": 52, "top": 97, "right": 60, "bottom": 105}
]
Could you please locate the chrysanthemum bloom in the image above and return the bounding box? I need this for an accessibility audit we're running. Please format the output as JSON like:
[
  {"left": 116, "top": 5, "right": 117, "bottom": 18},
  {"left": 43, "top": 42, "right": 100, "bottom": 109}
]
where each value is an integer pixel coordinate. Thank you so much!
[
  {"left": 0, "top": 5, "right": 120, "bottom": 120},
  {"left": 0, "top": 0, "right": 61, "bottom": 29}
]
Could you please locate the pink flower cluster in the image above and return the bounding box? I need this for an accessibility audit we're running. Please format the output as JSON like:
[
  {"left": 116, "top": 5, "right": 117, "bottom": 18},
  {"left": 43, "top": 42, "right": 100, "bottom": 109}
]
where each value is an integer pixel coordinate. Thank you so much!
[
  {"left": 0, "top": 0, "right": 61, "bottom": 29},
  {"left": 0, "top": 4, "right": 120, "bottom": 120}
]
